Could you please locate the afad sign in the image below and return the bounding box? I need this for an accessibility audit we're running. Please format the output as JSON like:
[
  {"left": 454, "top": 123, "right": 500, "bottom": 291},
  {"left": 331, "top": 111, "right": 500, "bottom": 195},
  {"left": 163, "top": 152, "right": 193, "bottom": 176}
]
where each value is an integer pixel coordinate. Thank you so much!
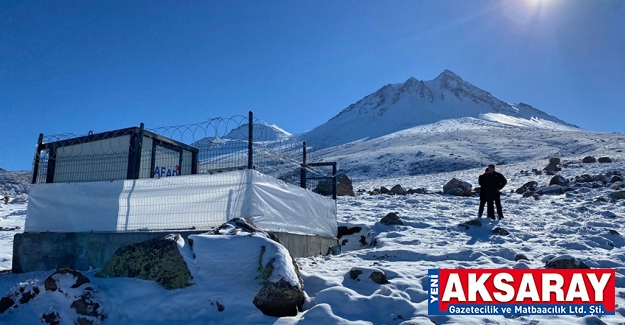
[
  {"left": 428, "top": 269, "right": 615, "bottom": 316},
  {"left": 153, "top": 165, "right": 180, "bottom": 178}
]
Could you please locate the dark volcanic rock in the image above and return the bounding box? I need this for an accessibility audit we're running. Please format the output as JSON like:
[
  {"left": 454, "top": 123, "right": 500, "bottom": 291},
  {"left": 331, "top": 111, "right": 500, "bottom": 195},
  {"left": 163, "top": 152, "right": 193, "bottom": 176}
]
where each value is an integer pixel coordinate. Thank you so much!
[
  {"left": 545, "top": 255, "right": 590, "bottom": 269},
  {"left": 380, "top": 212, "right": 404, "bottom": 226},
  {"left": 96, "top": 234, "right": 193, "bottom": 290}
]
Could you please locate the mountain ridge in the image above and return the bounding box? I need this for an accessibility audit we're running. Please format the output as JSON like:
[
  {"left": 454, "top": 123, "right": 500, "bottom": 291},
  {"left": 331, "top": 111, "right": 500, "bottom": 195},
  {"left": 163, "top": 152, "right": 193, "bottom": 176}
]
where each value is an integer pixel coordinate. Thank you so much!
[{"left": 296, "top": 70, "right": 578, "bottom": 150}]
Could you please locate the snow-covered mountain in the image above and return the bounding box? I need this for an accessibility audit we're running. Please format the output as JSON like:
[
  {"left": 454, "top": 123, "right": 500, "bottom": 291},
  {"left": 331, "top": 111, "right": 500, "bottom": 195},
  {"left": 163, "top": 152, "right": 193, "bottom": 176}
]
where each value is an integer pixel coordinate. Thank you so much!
[
  {"left": 223, "top": 123, "right": 292, "bottom": 142},
  {"left": 297, "top": 70, "right": 578, "bottom": 149}
]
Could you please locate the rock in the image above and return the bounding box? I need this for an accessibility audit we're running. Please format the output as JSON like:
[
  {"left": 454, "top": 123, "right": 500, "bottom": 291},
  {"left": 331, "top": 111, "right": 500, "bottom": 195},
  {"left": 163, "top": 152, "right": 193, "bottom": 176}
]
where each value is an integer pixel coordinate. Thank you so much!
[
  {"left": 492, "top": 227, "right": 509, "bottom": 236},
  {"left": 549, "top": 158, "right": 561, "bottom": 165},
  {"left": 575, "top": 174, "right": 594, "bottom": 183},
  {"left": 369, "top": 271, "right": 389, "bottom": 284},
  {"left": 514, "top": 254, "right": 529, "bottom": 262},
  {"left": 96, "top": 234, "right": 193, "bottom": 290},
  {"left": 609, "top": 190, "right": 625, "bottom": 201},
  {"left": 522, "top": 191, "right": 535, "bottom": 198},
  {"left": 544, "top": 163, "right": 561, "bottom": 172},
  {"left": 582, "top": 156, "right": 596, "bottom": 163},
  {"left": 380, "top": 212, "right": 404, "bottom": 226},
  {"left": 2, "top": 270, "right": 106, "bottom": 324},
  {"left": 593, "top": 174, "right": 606, "bottom": 183},
  {"left": 41, "top": 311, "right": 61, "bottom": 325},
  {"left": 444, "top": 187, "right": 465, "bottom": 196},
  {"left": 443, "top": 178, "right": 472, "bottom": 196},
  {"left": 253, "top": 278, "right": 304, "bottom": 317},
  {"left": 380, "top": 186, "right": 390, "bottom": 194},
  {"left": 531, "top": 169, "right": 542, "bottom": 175},
  {"left": 208, "top": 218, "right": 279, "bottom": 241},
  {"left": 0, "top": 282, "right": 41, "bottom": 314},
  {"left": 609, "top": 175, "right": 623, "bottom": 183},
  {"left": 461, "top": 219, "right": 482, "bottom": 228},
  {"left": 390, "top": 184, "right": 407, "bottom": 195},
  {"left": 70, "top": 289, "right": 107, "bottom": 325},
  {"left": 406, "top": 188, "right": 424, "bottom": 195},
  {"left": 252, "top": 243, "right": 305, "bottom": 317},
  {"left": 348, "top": 267, "right": 389, "bottom": 284},
  {"left": 191, "top": 219, "right": 305, "bottom": 317},
  {"left": 0, "top": 297, "right": 14, "bottom": 314},
  {"left": 314, "top": 174, "right": 355, "bottom": 196},
  {"left": 549, "top": 175, "right": 568, "bottom": 186},
  {"left": 349, "top": 269, "right": 363, "bottom": 279},
  {"left": 545, "top": 255, "right": 590, "bottom": 269},
  {"left": 337, "top": 226, "right": 363, "bottom": 239},
  {"left": 539, "top": 185, "right": 565, "bottom": 195},
  {"left": 45, "top": 268, "right": 90, "bottom": 292},
  {"left": 598, "top": 157, "right": 612, "bottom": 163},
  {"left": 611, "top": 182, "right": 625, "bottom": 190},
  {"left": 515, "top": 181, "right": 538, "bottom": 194}
]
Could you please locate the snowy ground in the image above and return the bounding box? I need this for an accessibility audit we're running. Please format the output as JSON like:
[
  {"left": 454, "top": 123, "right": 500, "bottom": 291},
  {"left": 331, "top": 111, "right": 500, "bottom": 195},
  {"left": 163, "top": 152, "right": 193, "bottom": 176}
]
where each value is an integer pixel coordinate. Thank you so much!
[{"left": 0, "top": 156, "right": 624, "bottom": 324}]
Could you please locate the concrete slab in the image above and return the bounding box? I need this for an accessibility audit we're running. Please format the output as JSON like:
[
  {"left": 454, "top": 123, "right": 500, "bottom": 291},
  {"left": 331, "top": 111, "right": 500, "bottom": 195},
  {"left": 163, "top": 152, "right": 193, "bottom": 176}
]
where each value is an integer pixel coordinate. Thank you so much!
[{"left": 13, "top": 231, "right": 338, "bottom": 273}]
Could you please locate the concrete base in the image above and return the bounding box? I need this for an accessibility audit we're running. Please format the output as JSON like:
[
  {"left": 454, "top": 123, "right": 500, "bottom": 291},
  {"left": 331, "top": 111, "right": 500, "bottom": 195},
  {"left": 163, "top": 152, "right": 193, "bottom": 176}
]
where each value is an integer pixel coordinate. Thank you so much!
[{"left": 12, "top": 231, "right": 338, "bottom": 273}]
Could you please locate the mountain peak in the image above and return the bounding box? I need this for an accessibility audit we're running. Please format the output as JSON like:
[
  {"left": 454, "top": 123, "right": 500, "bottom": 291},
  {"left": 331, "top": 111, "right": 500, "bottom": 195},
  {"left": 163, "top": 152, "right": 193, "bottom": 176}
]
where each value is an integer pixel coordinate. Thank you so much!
[{"left": 436, "top": 69, "right": 463, "bottom": 81}]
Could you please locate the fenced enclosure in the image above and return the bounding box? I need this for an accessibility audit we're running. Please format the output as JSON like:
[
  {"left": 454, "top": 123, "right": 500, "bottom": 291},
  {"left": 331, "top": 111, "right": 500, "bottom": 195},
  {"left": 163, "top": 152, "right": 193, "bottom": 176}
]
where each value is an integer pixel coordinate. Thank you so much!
[{"left": 31, "top": 112, "right": 336, "bottom": 197}]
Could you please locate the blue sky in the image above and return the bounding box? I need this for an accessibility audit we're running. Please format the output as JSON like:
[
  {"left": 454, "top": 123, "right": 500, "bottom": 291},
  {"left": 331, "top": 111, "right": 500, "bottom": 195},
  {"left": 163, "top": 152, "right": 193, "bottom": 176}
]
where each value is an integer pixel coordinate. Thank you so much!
[{"left": 1, "top": 0, "right": 624, "bottom": 171}]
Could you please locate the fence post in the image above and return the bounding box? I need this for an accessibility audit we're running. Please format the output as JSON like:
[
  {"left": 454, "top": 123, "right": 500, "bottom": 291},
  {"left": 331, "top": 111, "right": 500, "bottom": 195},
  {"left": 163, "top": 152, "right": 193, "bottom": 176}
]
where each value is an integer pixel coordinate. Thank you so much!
[
  {"left": 248, "top": 111, "right": 253, "bottom": 169},
  {"left": 31, "top": 133, "right": 44, "bottom": 184},
  {"left": 127, "top": 123, "right": 144, "bottom": 179},
  {"left": 300, "top": 141, "right": 307, "bottom": 188},
  {"left": 135, "top": 123, "right": 144, "bottom": 179},
  {"left": 332, "top": 162, "right": 337, "bottom": 200}
]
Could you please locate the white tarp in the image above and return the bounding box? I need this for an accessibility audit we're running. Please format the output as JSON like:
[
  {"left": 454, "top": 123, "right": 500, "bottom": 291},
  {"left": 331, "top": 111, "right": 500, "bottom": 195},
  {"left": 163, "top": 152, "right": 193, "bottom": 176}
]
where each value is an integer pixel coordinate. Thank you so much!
[{"left": 25, "top": 170, "right": 337, "bottom": 237}]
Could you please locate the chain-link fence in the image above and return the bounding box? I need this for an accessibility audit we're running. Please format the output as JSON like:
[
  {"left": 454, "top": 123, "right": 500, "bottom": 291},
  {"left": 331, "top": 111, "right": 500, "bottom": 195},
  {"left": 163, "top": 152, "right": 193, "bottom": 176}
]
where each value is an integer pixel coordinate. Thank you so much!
[{"left": 32, "top": 112, "right": 335, "bottom": 196}]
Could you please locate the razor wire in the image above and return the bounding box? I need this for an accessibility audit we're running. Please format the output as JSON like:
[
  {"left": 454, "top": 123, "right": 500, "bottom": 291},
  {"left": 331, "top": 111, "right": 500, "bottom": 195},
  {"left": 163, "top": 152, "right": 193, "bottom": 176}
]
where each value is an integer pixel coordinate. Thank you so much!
[{"left": 32, "top": 114, "right": 334, "bottom": 191}]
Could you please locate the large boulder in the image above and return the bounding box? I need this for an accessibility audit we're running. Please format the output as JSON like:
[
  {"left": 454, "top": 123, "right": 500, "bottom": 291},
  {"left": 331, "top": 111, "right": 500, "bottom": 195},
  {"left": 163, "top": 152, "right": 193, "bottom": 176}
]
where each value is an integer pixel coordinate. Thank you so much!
[
  {"left": 96, "top": 234, "right": 193, "bottom": 290},
  {"left": 1, "top": 268, "right": 106, "bottom": 325},
  {"left": 314, "top": 174, "right": 355, "bottom": 197},
  {"left": 544, "top": 158, "right": 562, "bottom": 172},
  {"left": 545, "top": 255, "right": 590, "bottom": 269},
  {"left": 598, "top": 157, "right": 612, "bottom": 163},
  {"left": 389, "top": 184, "right": 407, "bottom": 195},
  {"left": 379, "top": 212, "right": 404, "bottom": 226},
  {"left": 549, "top": 175, "right": 568, "bottom": 186},
  {"left": 443, "top": 178, "right": 472, "bottom": 196},
  {"left": 538, "top": 185, "right": 565, "bottom": 195},
  {"left": 515, "top": 181, "right": 538, "bottom": 194},
  {"left": 582, "top": 156, "right": 596, "bottom": 163},
  {"left": 610, "top": 190, "right": 625, "bottom": 201},
  {"left": 575, "top": 174, "right": 594, "bottom": 183},
  {"left": 191, "top": 218, "right": 305, "bottom": 317}
]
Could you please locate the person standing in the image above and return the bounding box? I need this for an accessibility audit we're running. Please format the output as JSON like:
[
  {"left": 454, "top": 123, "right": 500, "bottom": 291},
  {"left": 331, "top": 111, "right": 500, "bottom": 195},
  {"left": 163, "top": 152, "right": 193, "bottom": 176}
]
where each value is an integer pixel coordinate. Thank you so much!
[
  {"left": 484, "top": 164, "right": 507, "bottom": 220},
  {"left": 477, "top": 168, "right": 488, "bottom": 218}
]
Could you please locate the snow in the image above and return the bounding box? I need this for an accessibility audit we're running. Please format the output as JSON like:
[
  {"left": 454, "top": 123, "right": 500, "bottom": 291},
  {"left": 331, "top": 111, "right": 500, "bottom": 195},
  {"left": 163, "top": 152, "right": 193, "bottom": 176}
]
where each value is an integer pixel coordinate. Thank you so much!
[
  {"left": 1, "top": 152, "right": 624, "bottom": 324},
  {"left": 1, "top": 102, "right": 625, "bottom": 324}
]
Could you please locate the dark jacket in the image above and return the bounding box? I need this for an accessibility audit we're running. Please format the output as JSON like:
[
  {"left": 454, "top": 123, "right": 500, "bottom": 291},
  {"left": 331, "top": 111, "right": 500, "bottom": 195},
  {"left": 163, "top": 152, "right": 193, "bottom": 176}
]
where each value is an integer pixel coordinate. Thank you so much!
[
  {"left": 483, "top": 172, "right": 507, "bottom": 193},
  {"left": 478, "top": 174, "right": 487, "bottom": 198}
]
